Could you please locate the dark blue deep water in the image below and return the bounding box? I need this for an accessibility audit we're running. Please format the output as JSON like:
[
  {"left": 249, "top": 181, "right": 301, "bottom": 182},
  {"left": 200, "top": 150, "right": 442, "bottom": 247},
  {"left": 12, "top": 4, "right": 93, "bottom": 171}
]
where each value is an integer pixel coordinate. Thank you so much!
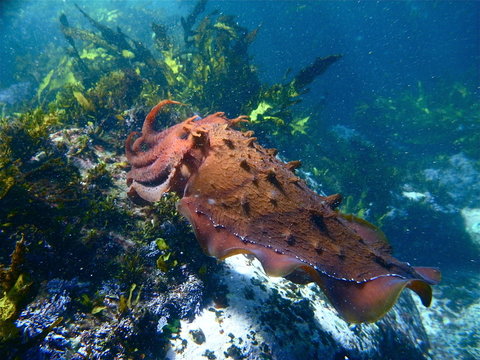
[{"left": 0, "top": 1, "right": 478, "bottom": 359}]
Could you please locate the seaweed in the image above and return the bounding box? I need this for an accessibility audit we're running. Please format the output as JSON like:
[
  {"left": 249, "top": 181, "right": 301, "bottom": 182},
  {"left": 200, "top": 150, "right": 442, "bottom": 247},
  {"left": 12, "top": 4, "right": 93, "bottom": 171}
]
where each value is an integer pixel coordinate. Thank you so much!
[
  {"left": 245, "top": 54, "right": 341, "bottom": 143},
  {"left": 59, "top": 13, "right": 91, "bottom": 83},
  {"left": 181, "top": 0, "right": 208, "bottom": 43},
  {"left": 354, "top": 79, "right": 480, "bottom": 160},
  {"left": 0, "top": 237, "right": 32, "bottom": 344},
  {"left": 293, "top": 55, "right": 342, "bottom": 92},
  {"left": 60, "top": 5, "right": 167, "bottom": 89}
]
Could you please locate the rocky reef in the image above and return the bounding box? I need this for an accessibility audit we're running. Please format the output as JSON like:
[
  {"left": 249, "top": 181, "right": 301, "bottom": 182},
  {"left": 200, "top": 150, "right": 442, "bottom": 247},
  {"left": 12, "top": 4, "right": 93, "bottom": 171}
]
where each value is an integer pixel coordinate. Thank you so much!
[{"left": 167, "top": 255, "right": 431, "bottom": 360}]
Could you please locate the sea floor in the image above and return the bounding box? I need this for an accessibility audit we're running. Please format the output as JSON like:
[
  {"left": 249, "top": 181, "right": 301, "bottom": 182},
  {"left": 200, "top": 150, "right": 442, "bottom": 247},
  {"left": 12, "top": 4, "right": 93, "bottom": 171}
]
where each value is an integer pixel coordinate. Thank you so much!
[{"left": 415, "top": 269, "right": 479, "bottom": 360}]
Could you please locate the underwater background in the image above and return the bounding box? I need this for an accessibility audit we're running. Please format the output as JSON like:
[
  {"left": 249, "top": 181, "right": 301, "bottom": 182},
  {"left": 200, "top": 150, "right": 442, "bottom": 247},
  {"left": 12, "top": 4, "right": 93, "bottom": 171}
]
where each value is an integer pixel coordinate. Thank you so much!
[{"left": 0, "top": 0, "right": 478, "bottom": 359}]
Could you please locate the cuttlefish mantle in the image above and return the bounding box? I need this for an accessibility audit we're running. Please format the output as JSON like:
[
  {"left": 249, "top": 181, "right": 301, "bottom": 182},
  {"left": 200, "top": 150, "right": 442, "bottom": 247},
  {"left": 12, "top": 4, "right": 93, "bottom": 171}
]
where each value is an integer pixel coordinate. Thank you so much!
[{"left": 125, "top": 100, "right": 441, "bottom": 323}]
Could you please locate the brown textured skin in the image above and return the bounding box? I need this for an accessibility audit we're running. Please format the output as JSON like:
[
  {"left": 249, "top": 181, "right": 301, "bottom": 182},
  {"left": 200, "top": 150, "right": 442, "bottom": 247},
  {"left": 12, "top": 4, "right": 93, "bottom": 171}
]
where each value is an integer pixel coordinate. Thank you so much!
[{"left": 126, "top": 101, "right": 441, "bottom": 323}]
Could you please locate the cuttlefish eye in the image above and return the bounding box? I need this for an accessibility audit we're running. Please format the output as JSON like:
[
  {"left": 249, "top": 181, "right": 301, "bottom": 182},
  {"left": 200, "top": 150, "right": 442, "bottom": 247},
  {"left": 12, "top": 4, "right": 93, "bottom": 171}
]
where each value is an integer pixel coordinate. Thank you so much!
[{"left": 178, "top": 131, "right": 189, "bottom": 140}]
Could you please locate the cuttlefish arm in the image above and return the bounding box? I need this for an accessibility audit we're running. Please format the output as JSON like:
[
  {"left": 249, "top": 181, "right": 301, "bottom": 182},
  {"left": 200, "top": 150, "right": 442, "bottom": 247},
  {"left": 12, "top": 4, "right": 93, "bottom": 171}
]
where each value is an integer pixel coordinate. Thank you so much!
[{"left": 125, "top": 100, "right": 441, "bottom": 323}]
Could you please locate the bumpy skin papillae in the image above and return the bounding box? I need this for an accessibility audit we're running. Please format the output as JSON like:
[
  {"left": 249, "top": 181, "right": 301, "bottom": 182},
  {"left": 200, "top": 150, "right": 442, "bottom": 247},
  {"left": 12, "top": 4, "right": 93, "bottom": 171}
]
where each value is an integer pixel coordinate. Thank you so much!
[{"left": 126, "top": 101, "right": 441, "bottom": 323}]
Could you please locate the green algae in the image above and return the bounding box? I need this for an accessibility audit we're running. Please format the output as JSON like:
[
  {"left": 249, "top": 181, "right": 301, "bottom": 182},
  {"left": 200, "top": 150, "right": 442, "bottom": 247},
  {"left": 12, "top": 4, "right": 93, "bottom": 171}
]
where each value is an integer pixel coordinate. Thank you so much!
[
  {"left": 156, "top": 238, "right": 169, "bottom": 251},
  {"left": 354, "top": 79, "right": 480, "bottom": 159},
  {"left": 118, "top": 283, "right": 143, "bottom": 314},
  {"left": 0, "top": 238, "right": 32, "bottom": 343},
  {"left": 156, "top": 251, "right": 179, "bottom": 273}
]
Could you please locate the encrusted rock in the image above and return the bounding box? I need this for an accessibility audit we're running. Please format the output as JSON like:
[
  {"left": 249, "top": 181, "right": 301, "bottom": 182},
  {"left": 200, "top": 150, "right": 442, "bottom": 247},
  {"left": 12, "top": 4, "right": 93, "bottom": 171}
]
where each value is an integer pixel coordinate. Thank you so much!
[{"left": 166, "top": 255, "right": 431, "bottom": 360}]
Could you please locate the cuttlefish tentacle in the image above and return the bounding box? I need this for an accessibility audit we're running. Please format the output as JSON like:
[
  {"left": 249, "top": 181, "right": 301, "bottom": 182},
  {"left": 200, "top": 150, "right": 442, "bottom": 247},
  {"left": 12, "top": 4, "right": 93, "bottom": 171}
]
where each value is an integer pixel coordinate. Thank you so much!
[
  {"left": 230, "top": 115, "right": 250, "bottom": 126},
  {"left": 125, "top": 131, "right": 141, "bottom": 162},
  {"left": 127, "top": 137, "right": 169, "bottom": 168},
  {"left": 127, "top": 102, "right": 194, "bottom": 168},
  {"left": 142, "top": 99, "right": 183, "bottom": 135},
  {"left": 127, "top": 157, "right": 173, "bottom": 184},
  {"left": 130, "top": 100, "right": 185, "bottom": 155}
]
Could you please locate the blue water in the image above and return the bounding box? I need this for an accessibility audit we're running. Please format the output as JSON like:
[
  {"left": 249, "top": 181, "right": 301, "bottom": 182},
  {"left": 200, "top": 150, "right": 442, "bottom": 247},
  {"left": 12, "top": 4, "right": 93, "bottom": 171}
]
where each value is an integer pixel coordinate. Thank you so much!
[
  {"left": 1, "top": 1, "right": 478, "bottom": 110},
  {"left": 0, "top": 1, "right": 479, "bottom": 359},
  {"left": 1, "top": 0, "right": 478, "bottom": 142},
  {"left": 228, "top": 1, "right": 478, "bottom": 117}
]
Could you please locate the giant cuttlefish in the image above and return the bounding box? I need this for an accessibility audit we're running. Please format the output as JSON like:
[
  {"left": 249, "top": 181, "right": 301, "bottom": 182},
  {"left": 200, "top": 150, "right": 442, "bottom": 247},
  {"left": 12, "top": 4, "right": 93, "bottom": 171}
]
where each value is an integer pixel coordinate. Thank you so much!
[{"left": 125, "top": 100, "right": 441, "bottom": 323}]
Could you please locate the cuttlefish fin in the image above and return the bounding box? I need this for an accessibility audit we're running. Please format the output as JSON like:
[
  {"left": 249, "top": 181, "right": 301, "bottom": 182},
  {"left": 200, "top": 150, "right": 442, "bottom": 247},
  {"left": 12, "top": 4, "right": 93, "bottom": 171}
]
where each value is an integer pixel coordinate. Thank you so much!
[
  {"left": 413, "top": 266, "right": 442, "bottom": 284},
  {"left": 318, "top": 267, "right": 440, "bottom": 323},
  {"left": 407, "top": 266, "right": 442, "bottom": 307},
  {"left": 177, "top": 197, "right": 304, "bottom": 276},
  {"left": 338, "top": 213, "right": 391, "bottom": 250},
  {"left": 177, "top": 197, "right": 442, "bottom": 324}
]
